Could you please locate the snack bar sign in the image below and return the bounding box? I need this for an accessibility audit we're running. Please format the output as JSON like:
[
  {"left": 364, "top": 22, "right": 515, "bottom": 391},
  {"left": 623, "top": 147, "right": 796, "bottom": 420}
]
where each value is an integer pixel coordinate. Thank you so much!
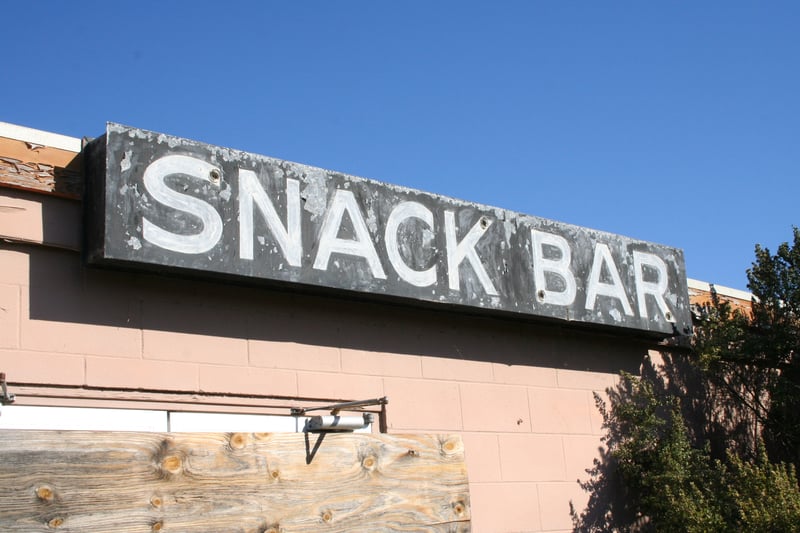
[{"left": 85, "top": 123, "right": 691, "bottom": 337}]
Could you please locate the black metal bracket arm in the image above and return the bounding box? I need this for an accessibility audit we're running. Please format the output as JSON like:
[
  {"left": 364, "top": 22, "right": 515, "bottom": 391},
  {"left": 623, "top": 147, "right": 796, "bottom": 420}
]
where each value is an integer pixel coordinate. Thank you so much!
[
  {"left": 0, "top": 373, "right": 15, "bottom": 414},
  {"left": 290, "top": 396, "right": 388, "bottom": 417}
]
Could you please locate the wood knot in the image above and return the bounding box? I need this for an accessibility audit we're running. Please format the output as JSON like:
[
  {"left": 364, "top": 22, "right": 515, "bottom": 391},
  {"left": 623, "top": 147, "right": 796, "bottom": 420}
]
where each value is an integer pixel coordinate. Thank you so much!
[
  {"left": 150, "top": 495, "right": 163, "bottom": 508},
  {"left": 270, "top": 470, "right": 280, "bottom": 480},
  {"left": 453, "top": 501, "right": 466, "bottom": 516},
  {"left": 259, "top": 520, "right": 282, "bottom": 533},
  {"left": 229, "top": 433, "right": 248, "bottom": 450},
  {"left": 161, "top": 455, "right": 182, "bottom": 474},
  {"left": 48, "top": 517, "right": 64, "bottom": 528},
  {"left": 36, "top": 485, "right": 55, "bottom": 502},
  {"left": 321, "top": 510, "right": 333, "bottom": 523},
  {"left": 406, "top": 449, "right": 418, "bottom": 457},
  {"left": 151, "top": 521, "right": 164, "bottom": 532},
  {"left": 443, "top": 440, "right": 456, "bottom": 453},
  {"left": 362, "top": 456, "right": 376, "bottom": 470}
]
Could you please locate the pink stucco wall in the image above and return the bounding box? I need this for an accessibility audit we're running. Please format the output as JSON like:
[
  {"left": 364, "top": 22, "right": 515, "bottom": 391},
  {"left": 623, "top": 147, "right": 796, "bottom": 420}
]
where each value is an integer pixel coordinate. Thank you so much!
[{"left": 0, "top": 131, "right": 652, "bottom": 532}]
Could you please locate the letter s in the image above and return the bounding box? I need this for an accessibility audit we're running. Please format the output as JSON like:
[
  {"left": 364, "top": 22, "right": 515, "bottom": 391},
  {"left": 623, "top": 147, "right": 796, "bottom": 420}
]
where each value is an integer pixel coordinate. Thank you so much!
[{"left": 142, "top": 155, "right": 223, "bottom": 254}]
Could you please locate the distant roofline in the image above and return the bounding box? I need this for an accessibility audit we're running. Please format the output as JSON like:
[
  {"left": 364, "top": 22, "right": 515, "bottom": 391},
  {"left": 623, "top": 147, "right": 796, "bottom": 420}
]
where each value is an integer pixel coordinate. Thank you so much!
[
  {"left": 687, "top": 279, "right": 752, "bottom": 302},
  {"left": 0, "top": 122, "right": 81, "bottom": 152}
]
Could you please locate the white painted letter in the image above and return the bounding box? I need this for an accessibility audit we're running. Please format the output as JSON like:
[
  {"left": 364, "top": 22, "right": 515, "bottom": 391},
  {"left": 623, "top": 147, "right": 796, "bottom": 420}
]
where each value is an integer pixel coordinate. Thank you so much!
[
  {"left": 585, "top": 243, "right": 634, "bottom": 315},
  {"left": 444, "top": 211, "right": 498, "bottom": 296},
  {"left": 238, "top": 169, "right": 301, "bottom": 266},
  {"left": 142, "top": 155, "right": 223, "bottom": 254},
  {"left": 385, "top": 201, "right": 437, "bottom": 287},
  {"left": 313, "top": 189, "right": 386, "bottom": 279},
  {"left": 531, "top": 229, "right": 576, "bottom": 306},
  {"left": 633, "top": 251, "right": 674, "bottom": 322}
]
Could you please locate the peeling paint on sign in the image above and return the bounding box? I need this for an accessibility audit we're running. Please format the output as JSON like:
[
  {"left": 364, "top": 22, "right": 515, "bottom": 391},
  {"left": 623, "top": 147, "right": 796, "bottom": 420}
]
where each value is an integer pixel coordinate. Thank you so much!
[{"left": 84, "top": 123, "right": 691, "bottom": 337}]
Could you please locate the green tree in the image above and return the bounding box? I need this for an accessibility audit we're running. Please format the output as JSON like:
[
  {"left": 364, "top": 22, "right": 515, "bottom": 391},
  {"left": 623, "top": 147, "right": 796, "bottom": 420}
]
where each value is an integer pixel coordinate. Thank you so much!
[
  {"left": 573, "top": 228, "right": 800, "bottom": 532},
  {"left": 748, "top": 228, "right": 800, "bottom": 465},
  {"left": 697, "top": 227, "right": 800, "bottom": 464}
]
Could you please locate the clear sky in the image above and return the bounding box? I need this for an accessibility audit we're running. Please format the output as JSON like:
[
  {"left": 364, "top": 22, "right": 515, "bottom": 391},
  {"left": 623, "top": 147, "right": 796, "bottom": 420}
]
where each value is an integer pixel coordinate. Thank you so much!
[{"left": 3, "top": 2, "right": 797, "bottom": 291}]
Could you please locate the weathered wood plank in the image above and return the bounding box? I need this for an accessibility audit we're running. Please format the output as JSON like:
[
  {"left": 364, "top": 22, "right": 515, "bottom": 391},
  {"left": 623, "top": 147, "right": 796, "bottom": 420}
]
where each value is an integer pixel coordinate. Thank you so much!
[
  {"left": 0, "top": 137, "right": 82, "bottom": 199},
  {"left": 0, "top": 430, "right": 470, "bottom": 532}
]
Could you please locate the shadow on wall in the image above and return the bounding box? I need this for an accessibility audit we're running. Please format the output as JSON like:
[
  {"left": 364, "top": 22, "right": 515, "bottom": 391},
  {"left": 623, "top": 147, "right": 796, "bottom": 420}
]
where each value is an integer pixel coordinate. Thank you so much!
[
  {"left": 570, "top": 350, "right": 762, "bottom": 531},
  {"left": 21, "top": 240, "right": 649, "bottom": 374}
]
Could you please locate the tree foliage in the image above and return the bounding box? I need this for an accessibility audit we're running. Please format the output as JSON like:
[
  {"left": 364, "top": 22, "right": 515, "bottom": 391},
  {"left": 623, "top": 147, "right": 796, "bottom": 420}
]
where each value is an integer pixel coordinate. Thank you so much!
[
  {"left": 573, "top": 228, "right": 800, "bottom": 532},
  {"left": 695, "top": 227, "right": 800, "bottom": 464}
]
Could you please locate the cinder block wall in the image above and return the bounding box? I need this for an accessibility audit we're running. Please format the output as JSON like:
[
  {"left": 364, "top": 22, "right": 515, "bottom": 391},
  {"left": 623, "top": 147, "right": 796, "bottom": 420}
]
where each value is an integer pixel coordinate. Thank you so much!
[{"left": 0, "top": 127, "right": 651, "bottom": 532}]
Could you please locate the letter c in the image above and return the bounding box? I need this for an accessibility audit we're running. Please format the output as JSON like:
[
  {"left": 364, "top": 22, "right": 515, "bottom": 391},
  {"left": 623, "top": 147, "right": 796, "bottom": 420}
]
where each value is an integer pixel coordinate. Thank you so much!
[{"left": 385, "top": 202, "right": 437, "bottom": 287}]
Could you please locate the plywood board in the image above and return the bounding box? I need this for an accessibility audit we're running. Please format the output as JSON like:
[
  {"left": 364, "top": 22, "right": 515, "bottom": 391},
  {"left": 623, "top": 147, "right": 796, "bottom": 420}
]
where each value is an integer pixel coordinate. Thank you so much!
[{"left": 0, "top": 430, "right": 470, "bottom": 532}]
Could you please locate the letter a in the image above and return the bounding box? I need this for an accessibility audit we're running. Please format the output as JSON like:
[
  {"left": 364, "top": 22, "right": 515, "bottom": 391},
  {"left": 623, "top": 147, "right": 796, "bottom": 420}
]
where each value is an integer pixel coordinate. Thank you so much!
[
  {"left": 313, "top": 189, "right": 386, "bottom": 279},
  {"left": 585, "top": 243, "right": 633, "bottom": 315}
]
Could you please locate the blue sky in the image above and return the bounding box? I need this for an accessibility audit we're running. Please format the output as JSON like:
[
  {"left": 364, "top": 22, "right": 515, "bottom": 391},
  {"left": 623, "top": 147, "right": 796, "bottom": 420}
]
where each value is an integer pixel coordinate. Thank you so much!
[{"left": 3, "top": 2, "right": 798, "bottom": 291}]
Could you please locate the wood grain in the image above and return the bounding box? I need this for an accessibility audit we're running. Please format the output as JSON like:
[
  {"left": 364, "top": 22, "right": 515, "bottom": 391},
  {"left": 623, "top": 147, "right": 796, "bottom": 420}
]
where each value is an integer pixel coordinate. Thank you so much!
[
  {"left": 0, "top": 137, "right": 82, "bottom": 199},
  {"left": 0, "top": 430, "right": 470, "bottom": 532}
]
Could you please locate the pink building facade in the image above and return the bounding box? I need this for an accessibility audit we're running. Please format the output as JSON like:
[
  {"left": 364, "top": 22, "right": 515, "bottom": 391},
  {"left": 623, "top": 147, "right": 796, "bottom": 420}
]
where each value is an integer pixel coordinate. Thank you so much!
[{"left": 0, "top": 122, "right": 678, "bottom": 532}]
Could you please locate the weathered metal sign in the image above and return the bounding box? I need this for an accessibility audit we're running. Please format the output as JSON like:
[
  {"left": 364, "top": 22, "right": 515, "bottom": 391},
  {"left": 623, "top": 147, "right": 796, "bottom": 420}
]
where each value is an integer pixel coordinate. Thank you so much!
[{"left": 84, "top": 123, "right": 690, "bottom": 337}]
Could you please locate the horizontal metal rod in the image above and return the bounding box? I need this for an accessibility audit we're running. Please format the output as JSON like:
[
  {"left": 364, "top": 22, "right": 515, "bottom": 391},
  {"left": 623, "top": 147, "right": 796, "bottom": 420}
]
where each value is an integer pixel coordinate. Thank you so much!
[{"left": 291, "top": 396, "right": 388, "bottom": 416}]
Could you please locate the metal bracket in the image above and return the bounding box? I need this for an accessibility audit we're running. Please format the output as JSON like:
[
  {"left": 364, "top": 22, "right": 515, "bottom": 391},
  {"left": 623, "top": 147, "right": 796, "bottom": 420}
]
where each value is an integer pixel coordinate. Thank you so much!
[
  {"left": 291, "top": 397, "right": 388, "bottom": 433},
  {"left": 0, "top": 373, "right": 15, "bottom": 416},
  {"left": 290, "top": 396, "right": 388, "bottom": 417}
]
